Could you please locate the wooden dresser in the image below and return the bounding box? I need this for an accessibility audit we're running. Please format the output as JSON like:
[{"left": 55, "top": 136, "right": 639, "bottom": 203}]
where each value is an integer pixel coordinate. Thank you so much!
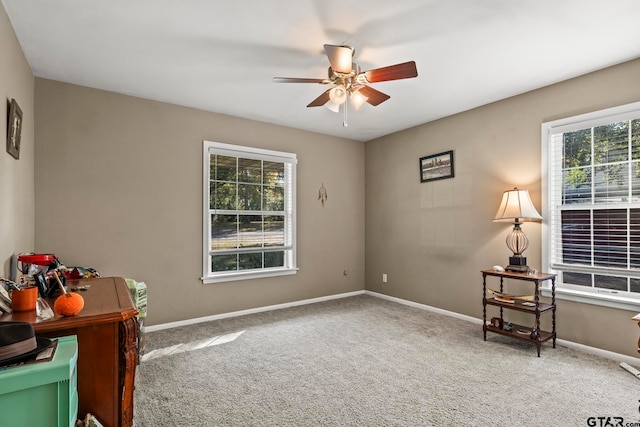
[{"left": 1, "top": 276, "right": 139, "bottom": 427}]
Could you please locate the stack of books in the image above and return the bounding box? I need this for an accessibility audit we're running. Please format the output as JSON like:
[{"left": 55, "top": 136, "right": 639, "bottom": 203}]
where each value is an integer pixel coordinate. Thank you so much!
[{"left": 488, "top": 288, "right": 534, "bottom": 304}]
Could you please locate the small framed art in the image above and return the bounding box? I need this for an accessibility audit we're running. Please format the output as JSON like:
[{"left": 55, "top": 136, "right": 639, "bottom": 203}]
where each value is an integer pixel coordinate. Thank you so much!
[
  {"left": 419, "top": 150, "right": 454, "bottom": 183},
  {"left": 7, "top": 98, "right": 23, "bottom": 159}
]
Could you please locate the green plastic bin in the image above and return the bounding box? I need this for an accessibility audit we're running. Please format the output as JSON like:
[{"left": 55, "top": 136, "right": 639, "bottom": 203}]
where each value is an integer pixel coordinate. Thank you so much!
[{"left": 0, "top": 335, "right": 78, "bottom": 427}]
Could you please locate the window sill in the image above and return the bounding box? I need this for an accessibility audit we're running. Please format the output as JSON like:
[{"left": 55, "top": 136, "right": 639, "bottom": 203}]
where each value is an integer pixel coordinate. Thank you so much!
[
  {"left": 541, "top": 286, "right": 640, "bottom": 311},
  {"left": 202, "top": 267, "right": 298, "bottom": 284}
]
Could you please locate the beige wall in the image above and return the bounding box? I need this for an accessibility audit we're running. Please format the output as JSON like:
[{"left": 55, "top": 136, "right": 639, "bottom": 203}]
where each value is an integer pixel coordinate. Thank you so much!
[
  {"left": 34, "top": 79, "right": 365, "bottom": 325},
  {"left": 365, "top": 58, "right": 640, "bottom": 358},
  {"left": 11, "top": 0, "right": 636, "bottom": 356},
  {"left": 0, "top": 4, "right": 35, "bottom": 276}
]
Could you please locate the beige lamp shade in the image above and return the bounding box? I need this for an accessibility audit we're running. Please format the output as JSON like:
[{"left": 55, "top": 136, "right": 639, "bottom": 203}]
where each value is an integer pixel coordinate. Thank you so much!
[{"left": 493, "top": 188, "right": 542, "bottom": 222}]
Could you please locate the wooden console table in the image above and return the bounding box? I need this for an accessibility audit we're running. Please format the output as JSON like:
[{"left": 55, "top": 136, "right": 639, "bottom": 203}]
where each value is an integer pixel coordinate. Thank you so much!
[
  {"left": 1, "top": 276, "right": 138, "bottom": 427},
  {"left": 482, "top": 269, "right": 557, "bottom": 357}
]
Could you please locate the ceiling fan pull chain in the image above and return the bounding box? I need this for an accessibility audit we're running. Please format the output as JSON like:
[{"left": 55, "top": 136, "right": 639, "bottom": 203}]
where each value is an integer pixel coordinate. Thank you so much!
[{"left": 343, "top": 101, "right": 348, "bottom": 127}]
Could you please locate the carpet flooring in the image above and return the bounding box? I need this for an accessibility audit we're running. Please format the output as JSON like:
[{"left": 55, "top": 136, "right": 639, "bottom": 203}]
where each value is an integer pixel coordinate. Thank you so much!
[{"left": 134, "top": 295, "right": 638, "bottom": 426}]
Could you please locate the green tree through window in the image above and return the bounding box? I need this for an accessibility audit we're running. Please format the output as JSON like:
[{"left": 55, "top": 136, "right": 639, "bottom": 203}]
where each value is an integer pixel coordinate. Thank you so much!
[
  {"left": 545, "top": 105, "right": 640, "bottom": 308},
  {"left": 203, "top": 141, "right": 296, "bottom": 283}
]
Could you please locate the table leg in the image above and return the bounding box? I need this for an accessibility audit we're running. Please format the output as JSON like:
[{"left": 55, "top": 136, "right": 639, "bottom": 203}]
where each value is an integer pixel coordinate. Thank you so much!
[
  {"left": 551, "top": 277, "right": 556, "bottom": 348},
  {"left": 482, "top": 273, "right": 487, "bottom": 341}
]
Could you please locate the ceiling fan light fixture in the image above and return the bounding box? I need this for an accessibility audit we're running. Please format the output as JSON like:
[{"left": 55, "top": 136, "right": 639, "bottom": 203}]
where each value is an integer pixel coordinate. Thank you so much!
[
  {"left": 329, "top": 85, "right": 347, "bottom": 105},
  {"left": 324, "top": 44, "right": 354, "bottom": 74},
  {"left": 350, "top": 90, "right": 368, "bottom": 110},
  {"left": 325, "top": 101, "right": 340, "bottom": 113}
]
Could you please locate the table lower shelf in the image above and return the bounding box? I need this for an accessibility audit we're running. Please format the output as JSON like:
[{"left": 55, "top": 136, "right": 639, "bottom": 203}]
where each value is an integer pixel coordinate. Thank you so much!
[{"left": 484, "top": 323, "right": 555, "bottom": 345}]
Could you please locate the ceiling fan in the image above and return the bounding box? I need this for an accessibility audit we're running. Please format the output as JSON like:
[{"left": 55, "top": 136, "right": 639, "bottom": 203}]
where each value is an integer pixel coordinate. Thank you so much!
[{"left": 273, "top": 44, "right": 418, "bottom": 126}]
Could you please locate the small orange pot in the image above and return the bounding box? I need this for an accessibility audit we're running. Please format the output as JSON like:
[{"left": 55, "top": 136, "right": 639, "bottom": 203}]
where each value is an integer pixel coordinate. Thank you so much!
[{"left": 11, "top": 286, "right": 38, "bottom": 312}]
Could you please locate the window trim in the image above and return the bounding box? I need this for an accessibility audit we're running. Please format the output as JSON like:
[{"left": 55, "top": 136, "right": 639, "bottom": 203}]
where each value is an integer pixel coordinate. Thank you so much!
[
  {"left": 202, "top": 140, "right": 297, "bottom": 284},
  {"left": 541, "top": 101, "right": 640, "bottom": 311}
]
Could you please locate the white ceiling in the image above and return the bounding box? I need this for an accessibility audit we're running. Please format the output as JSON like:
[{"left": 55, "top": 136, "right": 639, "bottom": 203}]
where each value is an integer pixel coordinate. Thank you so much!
[{"left": 3, "top": 0, "right": 640, "bottom": 142}]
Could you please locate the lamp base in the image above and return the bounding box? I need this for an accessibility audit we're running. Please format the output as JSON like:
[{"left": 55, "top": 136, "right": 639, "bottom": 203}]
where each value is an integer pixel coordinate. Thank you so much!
[{"left": 506, "top": 256, "right": 528, "bottom": 273}]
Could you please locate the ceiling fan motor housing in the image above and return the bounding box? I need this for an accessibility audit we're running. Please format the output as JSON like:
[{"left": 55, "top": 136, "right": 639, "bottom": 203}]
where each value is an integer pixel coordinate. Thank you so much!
[{"left": 328, "top": 63, "right": 365, "bottom": 95}]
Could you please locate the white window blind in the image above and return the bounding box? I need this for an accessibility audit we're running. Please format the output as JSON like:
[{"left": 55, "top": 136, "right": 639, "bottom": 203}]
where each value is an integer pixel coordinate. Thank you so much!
[
  {"left": 542, "top": 102, "right": 640, "bottom": 309},
  {"left": 202, "top": 141, "right": 297, "bottom": 283}
]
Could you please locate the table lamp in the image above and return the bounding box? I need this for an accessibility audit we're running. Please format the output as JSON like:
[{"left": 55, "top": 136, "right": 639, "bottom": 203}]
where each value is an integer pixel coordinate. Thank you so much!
[{"left": 493, "top": 187, "right": 542, "bottom": 272}]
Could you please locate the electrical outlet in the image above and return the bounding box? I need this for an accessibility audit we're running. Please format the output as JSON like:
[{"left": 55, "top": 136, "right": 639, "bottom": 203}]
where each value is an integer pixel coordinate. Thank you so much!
[{"left": 382, "top": 273, "right": 388, "bottom": 283}]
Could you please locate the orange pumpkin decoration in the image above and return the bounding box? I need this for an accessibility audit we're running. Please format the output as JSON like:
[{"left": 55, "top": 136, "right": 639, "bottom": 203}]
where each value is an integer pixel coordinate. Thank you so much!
[{"left": 54, "top": 292, "right": 85, "bottom": 316}]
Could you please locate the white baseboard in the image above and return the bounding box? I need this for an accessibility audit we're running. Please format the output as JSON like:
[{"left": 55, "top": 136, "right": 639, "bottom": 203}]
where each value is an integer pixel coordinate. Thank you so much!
[
  {"left": 554, "top": 338, "right": 640, "bottom": 366},
  {"left": 143, "top": 288, "right": 640, "bottom": 366},
  {"left": 364, "top": 290, "right": 483, "bottom": 325},
  {"left": 143, "top": 290, "right": 365, "bottom": 333},
  {"left": 365, "top": 290, "right": 640, "bottom": 366}
]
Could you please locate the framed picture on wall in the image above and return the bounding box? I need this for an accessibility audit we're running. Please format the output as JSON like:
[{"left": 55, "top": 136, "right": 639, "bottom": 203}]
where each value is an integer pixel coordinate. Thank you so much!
[
  {"left": 6, "top": 98, "right": 23, "bottom": 160},
  {"left": 419, "top": 150, "right": 454, "bottom": 183}
]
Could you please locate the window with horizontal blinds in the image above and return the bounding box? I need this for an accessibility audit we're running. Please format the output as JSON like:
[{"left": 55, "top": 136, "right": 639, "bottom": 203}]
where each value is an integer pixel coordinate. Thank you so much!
[
  {"left": 202, "top": 141, "right": 297, "bottom": 283},
  {"left": 543, "top": 102, "right": 640, "bottom": 308}
]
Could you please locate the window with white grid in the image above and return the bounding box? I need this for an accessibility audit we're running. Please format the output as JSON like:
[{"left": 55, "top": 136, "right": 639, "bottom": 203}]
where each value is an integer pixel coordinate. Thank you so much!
[
  {"left": 542, "top": 102, "right": 640, "bottom": 309},
  {"left": 202, "top": 141, "right": 297, "bottom": 283}
]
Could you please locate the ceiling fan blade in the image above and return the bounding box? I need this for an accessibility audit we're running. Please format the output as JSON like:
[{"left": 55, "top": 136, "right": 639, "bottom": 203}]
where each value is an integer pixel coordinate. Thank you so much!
[
  {"left": 364, "top": 61, "right": 418, "bottom": 83},
  {"left": 307, "top": 89, "right": 332, "bottom": 107},
  {"left": 273, "top": 77, "right": 329, "bottom": 84},
  {"left": 358, "top": 86, "right": 391, "bottom": 106},
  {"left": 324, "top": 44, "right": 353, "bottom": 74}
]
